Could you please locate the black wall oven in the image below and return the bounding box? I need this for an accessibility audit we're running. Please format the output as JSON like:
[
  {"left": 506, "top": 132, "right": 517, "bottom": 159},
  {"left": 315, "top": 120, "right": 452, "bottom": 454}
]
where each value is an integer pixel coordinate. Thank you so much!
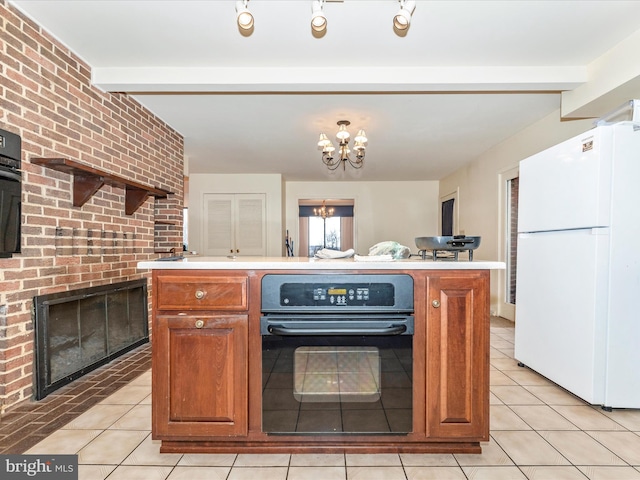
[
  {"left": 261, "top": 273, "right": 414, "bottom": 435},
  {"left": 0, "top": 128, "right": 21, "bottom": 258}
]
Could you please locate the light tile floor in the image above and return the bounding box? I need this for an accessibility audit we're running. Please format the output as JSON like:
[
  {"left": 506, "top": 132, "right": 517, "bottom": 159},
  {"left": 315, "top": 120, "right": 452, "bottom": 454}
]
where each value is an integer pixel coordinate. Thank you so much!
[{"left": 24, "top": 319, "right": 640, "bottom": 480}]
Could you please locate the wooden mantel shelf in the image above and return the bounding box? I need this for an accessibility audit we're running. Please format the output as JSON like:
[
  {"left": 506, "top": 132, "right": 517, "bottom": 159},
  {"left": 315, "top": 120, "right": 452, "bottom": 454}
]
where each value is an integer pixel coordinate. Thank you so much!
[{"left": 32, "top": 157, "right": 172, "bottom": 215}]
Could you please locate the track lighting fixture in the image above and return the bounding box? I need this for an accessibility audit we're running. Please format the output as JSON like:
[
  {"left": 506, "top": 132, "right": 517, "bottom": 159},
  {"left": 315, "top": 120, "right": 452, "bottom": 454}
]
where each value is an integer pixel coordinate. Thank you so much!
[
  {"left": 311, "top": 0, "right": 327, "bottom": 33},
  {"left": 393, "top": 0, "right": 416, "bottom": 31},
  {"left": 235, "top": 0, "right": 254, "bottom": 31}
]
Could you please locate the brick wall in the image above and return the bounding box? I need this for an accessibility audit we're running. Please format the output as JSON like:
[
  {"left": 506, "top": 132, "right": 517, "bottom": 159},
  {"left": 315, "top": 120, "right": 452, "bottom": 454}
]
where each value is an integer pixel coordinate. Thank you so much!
[{"left": 0, "top": 1, "right": 184, "bottom": 411}]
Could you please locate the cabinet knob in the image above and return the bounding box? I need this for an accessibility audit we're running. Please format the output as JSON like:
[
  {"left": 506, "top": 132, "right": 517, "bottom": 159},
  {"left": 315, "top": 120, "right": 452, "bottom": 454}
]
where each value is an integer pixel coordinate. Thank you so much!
[
  {"left": 194, "top": 290, "right": 205, "bottom": 300},
  {"left": 431, "top": 300, "right": 441, "bottom": 308},
  {"left": 236, "top": 249, "right": 240, "bottom": 253},
  {"left": 195, "top": 319, "right": 204, "bottom": 329}
]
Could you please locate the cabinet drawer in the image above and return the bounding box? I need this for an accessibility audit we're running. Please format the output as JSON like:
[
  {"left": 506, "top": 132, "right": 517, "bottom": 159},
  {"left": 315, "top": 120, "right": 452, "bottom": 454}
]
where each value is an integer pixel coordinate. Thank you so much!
[{"left": 156, "top": 275, "right": 248, "bottom": 310}]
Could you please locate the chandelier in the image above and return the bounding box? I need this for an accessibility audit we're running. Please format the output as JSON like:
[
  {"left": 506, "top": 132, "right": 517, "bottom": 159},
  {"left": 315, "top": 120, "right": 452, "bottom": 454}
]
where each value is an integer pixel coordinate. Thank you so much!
[
  {"left": 313, "top": 201, "right": 334, "bottom": 219},
  {"left": 317, "top": 120, "right": 368, "bottom": 171}
]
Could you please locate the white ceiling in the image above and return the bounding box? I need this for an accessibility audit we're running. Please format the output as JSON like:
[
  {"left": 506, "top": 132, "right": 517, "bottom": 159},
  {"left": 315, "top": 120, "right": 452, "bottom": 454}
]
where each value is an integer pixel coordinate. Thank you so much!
[{"left": 9, "top": 0, "right": 640, "bottom": 181}]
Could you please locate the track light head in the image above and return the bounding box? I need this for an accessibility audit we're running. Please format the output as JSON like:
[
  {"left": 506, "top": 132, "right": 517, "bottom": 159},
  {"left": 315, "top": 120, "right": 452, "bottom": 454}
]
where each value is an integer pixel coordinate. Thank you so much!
[
  {"left": 311, "top": 0, "right": 327, "bottom": 33},
  {"left": 236, "top": 0, "right": 254, "bottom": 31},
  {"left": 393, "top": 0, "right": 416, "bottom": 31}
]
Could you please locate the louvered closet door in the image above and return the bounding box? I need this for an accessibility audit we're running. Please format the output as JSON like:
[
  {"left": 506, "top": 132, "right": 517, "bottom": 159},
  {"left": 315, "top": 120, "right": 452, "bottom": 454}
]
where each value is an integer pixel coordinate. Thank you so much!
[
  {"left": 234, "top": 194, "right": 266, "bottom": 256},
  {"left": 203, "top": 193, "right": 266, "bottom": 256},
  {"left": 204, "top": 194, "right": 234, "bottom": 255}
]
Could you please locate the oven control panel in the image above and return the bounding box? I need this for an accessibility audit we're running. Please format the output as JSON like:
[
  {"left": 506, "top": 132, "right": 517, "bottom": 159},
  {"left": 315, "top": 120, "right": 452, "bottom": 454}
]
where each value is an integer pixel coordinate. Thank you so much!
[
  {"left": 290, "top": 283, "right": 387, "bottom": 307},
  {"left": 313, "top": 286, "right": 369, "bottom": 304},
  {"left": 261, "top": 274, "right": 414, "bottom": 311}
]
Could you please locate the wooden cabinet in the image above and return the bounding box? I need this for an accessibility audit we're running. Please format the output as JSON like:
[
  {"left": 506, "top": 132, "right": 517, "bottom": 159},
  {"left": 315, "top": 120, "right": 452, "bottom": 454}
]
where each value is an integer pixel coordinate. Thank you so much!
[
  {"left": 152, "top": 272, "right": 249, "bottom": 439},
  {"left": 424, "top": 271, "right": 489, "bottom": 441},
  {"left": 150, "top": 268, "right": 491, "bottom": 453},
  {"left": 202, "top": 193, "right": 266, "bottom": 256},
  {"left": 153, "top": 314, "right": 248, "bottom": 438},
  {"left": 155, "top": 274, "right": 248, "bottom": 311}
]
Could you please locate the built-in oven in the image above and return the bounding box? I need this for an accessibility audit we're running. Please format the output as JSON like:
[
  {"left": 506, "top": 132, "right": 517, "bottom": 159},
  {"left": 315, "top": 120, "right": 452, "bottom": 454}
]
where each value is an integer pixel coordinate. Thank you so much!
[
  {"left": 261, "top": 273, "right": 414, "bottom": 435},
  {"left": 0, "top": 127, "right": 22, "bottom": 258}
]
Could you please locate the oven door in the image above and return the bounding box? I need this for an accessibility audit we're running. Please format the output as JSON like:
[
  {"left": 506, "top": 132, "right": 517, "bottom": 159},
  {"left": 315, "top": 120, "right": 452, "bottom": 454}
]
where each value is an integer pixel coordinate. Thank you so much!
[
  {"left": 261, "top": 314, "right": 413, "bottom": 435},
  {"left": 0, "top": 166, "right": 21, "bottom": 257}
]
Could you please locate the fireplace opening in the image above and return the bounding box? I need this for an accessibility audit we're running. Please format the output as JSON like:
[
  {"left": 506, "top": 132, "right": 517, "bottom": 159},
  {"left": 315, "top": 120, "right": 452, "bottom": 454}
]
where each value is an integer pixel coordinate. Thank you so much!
[{"left": 33, "top": 279, "right": 149, "bottom": 400}]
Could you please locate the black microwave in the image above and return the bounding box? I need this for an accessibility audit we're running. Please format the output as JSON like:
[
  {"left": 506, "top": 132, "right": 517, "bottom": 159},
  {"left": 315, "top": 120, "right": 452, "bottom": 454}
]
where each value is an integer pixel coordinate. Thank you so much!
[{"left": 0, "top": 128, "right": 21, "bottom": 258}]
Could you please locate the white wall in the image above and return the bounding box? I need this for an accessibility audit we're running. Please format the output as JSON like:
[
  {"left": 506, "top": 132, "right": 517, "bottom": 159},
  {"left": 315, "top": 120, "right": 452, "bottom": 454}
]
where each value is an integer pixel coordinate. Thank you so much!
[
  {"left": 188, "top": 174, "right": 283, "bottom": 256},
  {"left": 439, "top": 109, "right": 594, "bottom": 313},
  {"left": 286, "top": 181, "right": 439, "bottom": 255}
]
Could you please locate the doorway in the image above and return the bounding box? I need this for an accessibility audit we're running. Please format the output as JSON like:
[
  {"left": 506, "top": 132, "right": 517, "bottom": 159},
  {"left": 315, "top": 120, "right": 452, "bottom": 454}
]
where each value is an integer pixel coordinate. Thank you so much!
[
  {"left": 439, "top": 190, "right": 458, "bottom": 236},
  {"left": 498, "top": 167, "right": 519, "bottom": 321},
  {"left": 442, "top": 199, "right": 454, "bottom": 236}
]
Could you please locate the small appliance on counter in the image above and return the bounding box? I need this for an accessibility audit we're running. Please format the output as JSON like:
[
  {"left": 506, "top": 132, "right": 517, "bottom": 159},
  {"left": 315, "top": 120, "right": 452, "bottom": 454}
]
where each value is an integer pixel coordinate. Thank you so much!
[{"left": 413, "top": 235, "right": 481, "bottom": 261}]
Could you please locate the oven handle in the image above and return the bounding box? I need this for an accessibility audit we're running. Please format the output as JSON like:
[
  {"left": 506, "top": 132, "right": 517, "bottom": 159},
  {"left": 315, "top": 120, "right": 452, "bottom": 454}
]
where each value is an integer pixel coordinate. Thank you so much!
[
  {"left": 0, "top": 167, "right": 21, "bottom": 182},
  {"left": 266, "top": 324, "right": 407, "bottom": 336}
]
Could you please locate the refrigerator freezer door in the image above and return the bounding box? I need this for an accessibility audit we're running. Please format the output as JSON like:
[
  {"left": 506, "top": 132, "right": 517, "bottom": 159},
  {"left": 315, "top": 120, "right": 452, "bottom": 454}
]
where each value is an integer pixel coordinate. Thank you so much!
[
  {"left": 514, "top": 228, "right": 610, "bottom": 404},
  {"left": 518, "top": 126, "right": 613, "bottom": 233}
]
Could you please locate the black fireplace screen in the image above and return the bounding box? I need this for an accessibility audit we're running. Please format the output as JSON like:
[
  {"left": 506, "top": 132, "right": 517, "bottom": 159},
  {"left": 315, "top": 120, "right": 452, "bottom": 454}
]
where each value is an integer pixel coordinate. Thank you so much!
[{"left": 33, "top": 279, "right": 149, "bottom": 400}]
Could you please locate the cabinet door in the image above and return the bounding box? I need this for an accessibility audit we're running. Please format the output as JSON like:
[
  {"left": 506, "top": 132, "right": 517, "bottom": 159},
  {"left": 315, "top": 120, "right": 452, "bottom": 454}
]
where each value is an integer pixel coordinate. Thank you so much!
[
  {"left": 234, "top": 194, "right": 266, "bottom": 256},
  {"left": 425, "top": 272, "right": 489, "bottom": 440},
  {"left": 203, "top": 193, "right": 266, "bottom": 256},
  {"left": 203, "top": 194, "right": 234, "bottom": 256},
  {"left": 153, "top": 315, "right": 248, "bottom": 438}
]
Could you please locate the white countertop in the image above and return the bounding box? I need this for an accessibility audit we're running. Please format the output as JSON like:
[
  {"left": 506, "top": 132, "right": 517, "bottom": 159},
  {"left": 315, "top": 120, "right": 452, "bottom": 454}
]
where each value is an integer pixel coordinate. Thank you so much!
[{"left": 137, "top": 256, "right": 505, "bottom": 270}]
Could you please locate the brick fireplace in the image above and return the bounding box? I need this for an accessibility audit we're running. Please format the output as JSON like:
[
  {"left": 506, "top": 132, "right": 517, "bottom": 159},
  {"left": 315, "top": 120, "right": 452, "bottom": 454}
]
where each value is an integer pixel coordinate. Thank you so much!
[
  {"left": 0, "top": 3, "right": 183, "bottom": 410},
  {"left": 33, "top": 279, "right": 149, "bottom": 400}
]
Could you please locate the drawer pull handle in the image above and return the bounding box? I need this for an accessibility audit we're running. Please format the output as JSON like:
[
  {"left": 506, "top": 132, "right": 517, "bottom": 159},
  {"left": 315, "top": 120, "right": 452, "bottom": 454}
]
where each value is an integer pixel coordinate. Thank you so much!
[
  {"left": 432, "top": 300, "right": 441, "bottom": 308},
  {"left": 194, "top": 290, "right": 205, "bottom": 300},
  {"left": 195, "top": 320, "right": 204, "bottom": 329}
]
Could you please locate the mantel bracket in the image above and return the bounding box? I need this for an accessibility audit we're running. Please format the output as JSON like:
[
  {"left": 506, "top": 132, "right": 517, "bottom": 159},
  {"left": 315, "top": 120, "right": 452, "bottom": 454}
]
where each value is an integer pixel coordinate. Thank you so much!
[{"left": 32, "top": 157, "right": 173, "bottom": 215}]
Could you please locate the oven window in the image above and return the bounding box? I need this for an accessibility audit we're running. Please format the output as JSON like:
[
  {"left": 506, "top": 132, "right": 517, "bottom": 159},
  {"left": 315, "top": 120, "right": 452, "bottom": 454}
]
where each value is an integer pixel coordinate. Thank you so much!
[
  {"left": 294, "top": 346, "right": 381, "bottom": 403},
  {"left": 262, "top": 334, "right": 412, "bottom": 435}
]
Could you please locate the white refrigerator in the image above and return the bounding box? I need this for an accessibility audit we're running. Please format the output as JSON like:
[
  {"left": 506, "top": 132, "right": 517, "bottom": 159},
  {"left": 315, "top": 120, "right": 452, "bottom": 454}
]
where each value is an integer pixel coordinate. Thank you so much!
[{"left": 514, "top": 121, "right": 640, "bottom": 409}]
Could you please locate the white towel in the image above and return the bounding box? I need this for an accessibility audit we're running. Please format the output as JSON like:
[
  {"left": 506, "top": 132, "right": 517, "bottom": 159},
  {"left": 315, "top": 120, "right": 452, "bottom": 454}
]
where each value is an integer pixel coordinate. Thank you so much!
[
  {"left": 314, "top": 248, "right": 355, "bottom": 259},
  {"left": 353, "top": 254, "right": 394, "bottom": 262}
]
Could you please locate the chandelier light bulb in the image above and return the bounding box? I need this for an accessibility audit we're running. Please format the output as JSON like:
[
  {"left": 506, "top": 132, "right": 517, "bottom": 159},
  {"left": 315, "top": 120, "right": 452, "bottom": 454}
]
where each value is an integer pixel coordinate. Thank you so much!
[
  {"left": 354, "top": 129, "right": 368, "bottom": 144},
  {"left": 336, "top": 122, "right": 351, "bottom": 141},
  {"left": 317, "top": 133, "right": 331, "bottom": 149}
]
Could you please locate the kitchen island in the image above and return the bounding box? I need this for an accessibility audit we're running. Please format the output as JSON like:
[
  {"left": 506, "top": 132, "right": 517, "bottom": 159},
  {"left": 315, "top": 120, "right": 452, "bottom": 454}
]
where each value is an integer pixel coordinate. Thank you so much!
[{"left": 138, "top": 256, "right": 504, "bottom": 454}]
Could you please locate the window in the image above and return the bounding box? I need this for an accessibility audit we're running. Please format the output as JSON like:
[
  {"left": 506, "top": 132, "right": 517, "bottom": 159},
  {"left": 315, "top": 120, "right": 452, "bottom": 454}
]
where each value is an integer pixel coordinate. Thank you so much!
[
  {"left": 308, "top": 215, "right": 342, "bottom": 256},
  {"left": 298, "top": 201, "right": 354, "bottom": 257}
]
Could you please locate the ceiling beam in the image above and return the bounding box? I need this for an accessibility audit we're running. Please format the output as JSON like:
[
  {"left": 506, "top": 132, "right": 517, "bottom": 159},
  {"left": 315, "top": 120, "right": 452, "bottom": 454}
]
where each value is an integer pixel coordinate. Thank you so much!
[
  {"left": 561, "top": 28, "right": 640, "bottom": 118},
  {"left": 92, "top": 66, "right": 586, "bottom": 93}
]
